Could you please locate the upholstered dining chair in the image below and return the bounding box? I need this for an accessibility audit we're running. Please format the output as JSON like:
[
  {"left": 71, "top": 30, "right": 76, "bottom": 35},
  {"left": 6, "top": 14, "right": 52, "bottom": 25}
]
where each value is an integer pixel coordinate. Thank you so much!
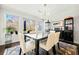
[
  {"left": 18, "top": 33, "right": 35, "bottom": 55},
  {"left": 39, "top": 32, "right": 60, "bottom": 55}
]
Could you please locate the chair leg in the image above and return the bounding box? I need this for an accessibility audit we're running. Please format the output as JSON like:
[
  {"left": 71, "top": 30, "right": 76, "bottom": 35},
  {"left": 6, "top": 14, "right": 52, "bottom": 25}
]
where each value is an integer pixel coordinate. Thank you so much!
[
  {"left": 57, "top": 43, "right": 60, "bottom": 49},
  {"left": 46, "top": 51, "right": 49, "bottom": 55},
  {"left": 52, "top": 45, "right": 56, "bottom": 55},
  {"left": 19, "top": 48, "right": 22, "bottom": 55}
]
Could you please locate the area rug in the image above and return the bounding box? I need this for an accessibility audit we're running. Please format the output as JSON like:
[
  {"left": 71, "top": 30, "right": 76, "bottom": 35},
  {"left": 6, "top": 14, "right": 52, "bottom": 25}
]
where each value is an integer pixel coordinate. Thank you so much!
[
  {"left": 3, "top": 45, "right": 53, "bottom": 55},
  {"left": 3, "top": 45, "right": 35, "bottom": 55},
  {"left": 4, "top": 45, "right": 20, "bottom": 55}
]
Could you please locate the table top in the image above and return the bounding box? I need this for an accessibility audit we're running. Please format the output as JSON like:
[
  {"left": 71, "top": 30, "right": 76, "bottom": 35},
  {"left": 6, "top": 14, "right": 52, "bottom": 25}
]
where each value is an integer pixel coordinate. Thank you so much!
[{"left": 24, "top": 33, "right": 48, "bottom": 40}]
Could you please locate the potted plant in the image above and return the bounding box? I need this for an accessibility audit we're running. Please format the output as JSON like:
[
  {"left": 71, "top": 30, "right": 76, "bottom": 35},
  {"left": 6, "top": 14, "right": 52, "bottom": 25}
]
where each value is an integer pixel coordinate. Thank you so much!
[{"left": 6, "top": 27, "right": 15, "bottom": 34}]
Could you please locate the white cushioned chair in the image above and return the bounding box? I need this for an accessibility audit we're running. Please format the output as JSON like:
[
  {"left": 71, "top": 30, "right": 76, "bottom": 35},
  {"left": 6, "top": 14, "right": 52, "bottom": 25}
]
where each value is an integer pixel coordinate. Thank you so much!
[
  {"left": 40, "top": 32, "right": 60, "bottom": 55},
  {"left": 18, "top": 33, "right": 35, "bottom": 55}
]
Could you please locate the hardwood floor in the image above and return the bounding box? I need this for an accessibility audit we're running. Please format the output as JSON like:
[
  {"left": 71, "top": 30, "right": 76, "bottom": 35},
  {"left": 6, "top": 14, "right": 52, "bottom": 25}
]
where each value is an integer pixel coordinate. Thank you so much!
[
  {"left": 0, "top": 42, "right": 19, "bottom": 55},
  {"left": 0, "top": 45, "right": 5, "bottom": 55}
]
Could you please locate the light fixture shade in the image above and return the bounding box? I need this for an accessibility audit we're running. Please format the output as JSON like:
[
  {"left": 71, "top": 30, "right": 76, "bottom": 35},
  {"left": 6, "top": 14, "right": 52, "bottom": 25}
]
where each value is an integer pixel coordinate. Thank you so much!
[{"left": 60, "top": 21, "right": 64, "bottom": 27}]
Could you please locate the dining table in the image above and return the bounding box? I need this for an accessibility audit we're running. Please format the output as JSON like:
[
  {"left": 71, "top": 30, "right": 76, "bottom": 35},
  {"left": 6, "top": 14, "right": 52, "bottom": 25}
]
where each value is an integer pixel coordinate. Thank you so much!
[{"left": 24, "top": 33, "right": 48, "bottom": 55}]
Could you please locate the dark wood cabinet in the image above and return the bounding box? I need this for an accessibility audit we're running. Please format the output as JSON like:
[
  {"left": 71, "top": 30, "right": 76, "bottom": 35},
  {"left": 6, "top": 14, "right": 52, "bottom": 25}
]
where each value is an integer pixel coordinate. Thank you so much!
[{"left": 64, "top": 17, "right": 74, "bottom": 42}]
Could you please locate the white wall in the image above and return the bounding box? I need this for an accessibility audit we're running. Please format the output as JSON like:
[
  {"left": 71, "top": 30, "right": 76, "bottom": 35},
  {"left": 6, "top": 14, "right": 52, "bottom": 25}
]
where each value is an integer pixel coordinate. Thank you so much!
[
  {"left": 49, "top": 5, "right": 77, "bottom": 21},
  {"left": 0, "top": 6, "right": 6, "bottom": 45},
  {"left": 74, "top": 16, "right": 79, "bottom": 44}
]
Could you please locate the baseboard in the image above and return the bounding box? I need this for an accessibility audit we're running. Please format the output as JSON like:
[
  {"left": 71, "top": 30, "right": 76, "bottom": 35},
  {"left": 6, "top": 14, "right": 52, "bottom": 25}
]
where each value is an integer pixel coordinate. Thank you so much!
[{"left": 0, "top": 41, "right": 20, "bottom": 48}]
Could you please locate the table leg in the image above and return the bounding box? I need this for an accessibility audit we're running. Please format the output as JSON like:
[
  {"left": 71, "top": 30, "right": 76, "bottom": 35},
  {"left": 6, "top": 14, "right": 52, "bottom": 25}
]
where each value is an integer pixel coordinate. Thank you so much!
[
  {"left": 24, "top": 35, "right": 26, "bottom": 42},
  {"left": 35, "top": 40, "right": 39, "bottom": 55},
  {"left": 19, "top": 48, "right": 22, "bottom": 55}
]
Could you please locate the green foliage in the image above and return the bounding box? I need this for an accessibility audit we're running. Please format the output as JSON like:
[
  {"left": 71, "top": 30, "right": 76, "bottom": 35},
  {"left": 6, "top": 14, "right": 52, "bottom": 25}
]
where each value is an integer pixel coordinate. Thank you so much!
[{"left": 6, "top": 27, "right": 15, "bottom": 33}]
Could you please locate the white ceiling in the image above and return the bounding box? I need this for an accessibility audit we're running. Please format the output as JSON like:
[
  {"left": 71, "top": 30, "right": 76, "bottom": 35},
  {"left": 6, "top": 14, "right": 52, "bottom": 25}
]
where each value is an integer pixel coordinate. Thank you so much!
[{"left": 2, "top": 4, "right": 79, "bottom": 21}]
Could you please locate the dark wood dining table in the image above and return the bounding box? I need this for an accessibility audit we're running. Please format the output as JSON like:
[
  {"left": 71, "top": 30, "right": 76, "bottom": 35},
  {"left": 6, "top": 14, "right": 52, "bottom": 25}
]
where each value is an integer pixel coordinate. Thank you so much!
[{"left": 24, "top": 33, "right": 48, "bottom": 55}]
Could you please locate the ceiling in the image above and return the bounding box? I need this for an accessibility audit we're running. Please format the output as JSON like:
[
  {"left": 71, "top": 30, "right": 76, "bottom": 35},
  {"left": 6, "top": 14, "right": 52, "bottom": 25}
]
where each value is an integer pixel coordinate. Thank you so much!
[{"left": 2, "top": 4, "right": 79, "bottom": 21}]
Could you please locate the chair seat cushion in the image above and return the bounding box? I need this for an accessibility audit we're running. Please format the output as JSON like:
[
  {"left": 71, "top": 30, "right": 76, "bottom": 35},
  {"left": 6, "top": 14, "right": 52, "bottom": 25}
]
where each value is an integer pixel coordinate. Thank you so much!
[
  {"left": 40, "top": 43, "right": 49, "bottom": 51},
  {"left": 25, "top": 40, "right": 35, "bottom": 52}
]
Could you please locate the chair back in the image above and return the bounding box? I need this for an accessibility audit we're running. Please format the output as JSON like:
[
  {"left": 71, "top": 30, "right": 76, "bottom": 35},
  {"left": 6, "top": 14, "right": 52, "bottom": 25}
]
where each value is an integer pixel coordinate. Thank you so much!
[
  {"left": 18, "top": 33, "right": 26, "bottom": 54},
  {"left": 46, "top": 32, "right": 55, "bottom": 50},
  {"left": 46, "top": 32, "right": 60, "bottom": 51}
]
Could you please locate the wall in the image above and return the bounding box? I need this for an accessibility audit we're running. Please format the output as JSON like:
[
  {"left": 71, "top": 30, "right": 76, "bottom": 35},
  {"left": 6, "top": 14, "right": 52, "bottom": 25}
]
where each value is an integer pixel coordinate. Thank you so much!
[
  {"left": 49, "top": 5, "right": 77, "bottom": 21},
  {"left": 74, "top": 16, "right": 79, "bottom": 44},
  {"left": 0, "top": 6, "right": 6, "bottom": 45}
]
